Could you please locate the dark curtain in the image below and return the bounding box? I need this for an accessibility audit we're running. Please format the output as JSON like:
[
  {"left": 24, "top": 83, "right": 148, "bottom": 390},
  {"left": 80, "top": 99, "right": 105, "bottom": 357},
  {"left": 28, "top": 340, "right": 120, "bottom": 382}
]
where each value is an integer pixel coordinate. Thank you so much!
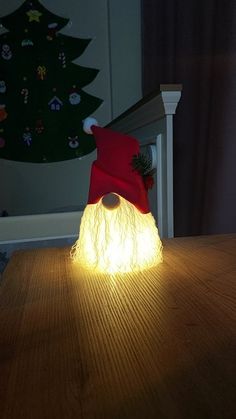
[{"left": 142, "top": 0, "right": 236, "bottom": 236}]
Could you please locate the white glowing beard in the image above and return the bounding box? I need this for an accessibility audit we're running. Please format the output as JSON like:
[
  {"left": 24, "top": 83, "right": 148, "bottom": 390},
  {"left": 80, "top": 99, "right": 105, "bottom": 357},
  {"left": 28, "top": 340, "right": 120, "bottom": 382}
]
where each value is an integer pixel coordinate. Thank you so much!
[{"left": 71, "top": 195, "right": 163, "bottom": 274}]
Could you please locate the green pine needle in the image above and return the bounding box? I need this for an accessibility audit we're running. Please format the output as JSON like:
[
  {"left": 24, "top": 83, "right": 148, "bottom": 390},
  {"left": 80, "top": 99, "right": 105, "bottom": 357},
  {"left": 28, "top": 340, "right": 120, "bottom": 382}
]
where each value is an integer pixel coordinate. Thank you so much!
[{"left": 131, "top": 153, "right": 155, "bottom": 177}]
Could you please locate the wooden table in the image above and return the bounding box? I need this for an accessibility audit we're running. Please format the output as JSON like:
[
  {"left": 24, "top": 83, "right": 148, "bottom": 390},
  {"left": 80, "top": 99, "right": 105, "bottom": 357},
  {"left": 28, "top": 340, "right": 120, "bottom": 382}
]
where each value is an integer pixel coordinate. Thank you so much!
[{"left": 0, "top": 234, "right": 236, "bottom": 419}]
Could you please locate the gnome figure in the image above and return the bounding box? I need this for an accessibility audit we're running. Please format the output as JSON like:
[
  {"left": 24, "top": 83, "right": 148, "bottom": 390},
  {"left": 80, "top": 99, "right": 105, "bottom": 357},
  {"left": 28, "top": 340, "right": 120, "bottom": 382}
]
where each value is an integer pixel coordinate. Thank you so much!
[{"left": 71, "top": 118, "right": 163, "bottom": 274}]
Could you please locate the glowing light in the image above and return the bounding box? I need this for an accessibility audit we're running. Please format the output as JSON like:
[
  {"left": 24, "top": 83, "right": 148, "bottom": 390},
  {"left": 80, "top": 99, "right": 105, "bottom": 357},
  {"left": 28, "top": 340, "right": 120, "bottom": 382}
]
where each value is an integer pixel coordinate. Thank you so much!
[{"left": 71, "top": 195, "right": 163, "bottom": 274}]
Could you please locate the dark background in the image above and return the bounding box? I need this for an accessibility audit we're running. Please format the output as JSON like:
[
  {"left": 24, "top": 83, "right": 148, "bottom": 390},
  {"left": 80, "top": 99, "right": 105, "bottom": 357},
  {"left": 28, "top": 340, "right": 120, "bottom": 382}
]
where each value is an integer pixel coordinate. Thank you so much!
[{"left": 142, "top": 0, "right": 236, "bottom": 236}]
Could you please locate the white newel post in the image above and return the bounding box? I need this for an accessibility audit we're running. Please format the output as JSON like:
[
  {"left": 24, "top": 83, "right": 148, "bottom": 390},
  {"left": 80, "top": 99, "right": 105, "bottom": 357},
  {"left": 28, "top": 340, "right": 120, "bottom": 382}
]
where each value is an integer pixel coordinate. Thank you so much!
[{"left": 159, "top": 88, "right": 182, "bottom": 237}]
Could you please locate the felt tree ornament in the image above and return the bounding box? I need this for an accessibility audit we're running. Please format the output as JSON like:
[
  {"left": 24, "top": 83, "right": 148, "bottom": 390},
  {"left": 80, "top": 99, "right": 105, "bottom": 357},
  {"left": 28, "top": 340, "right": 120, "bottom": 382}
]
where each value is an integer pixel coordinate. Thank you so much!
[
  {"left": 71, "top": 118, "right": 163, "bottom": 274},
  {"left": 0, "top": 0, "right": 102, "bottom": 163}
]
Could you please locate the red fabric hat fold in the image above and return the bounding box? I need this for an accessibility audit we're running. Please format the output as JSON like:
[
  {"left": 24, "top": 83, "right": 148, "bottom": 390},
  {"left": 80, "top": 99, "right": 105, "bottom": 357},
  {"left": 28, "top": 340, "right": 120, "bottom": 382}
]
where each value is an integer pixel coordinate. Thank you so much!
[{"left": 88, "top": 125, "right": 150, "bottom": 213}]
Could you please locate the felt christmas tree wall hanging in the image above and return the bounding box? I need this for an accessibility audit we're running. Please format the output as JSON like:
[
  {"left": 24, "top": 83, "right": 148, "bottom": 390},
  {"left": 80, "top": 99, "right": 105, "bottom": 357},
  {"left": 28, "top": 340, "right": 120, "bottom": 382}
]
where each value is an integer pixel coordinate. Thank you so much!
[
  {"left": 71, "top": 118, "right": 163, "bottom": 274},
  {"left": 0, "top": 0, "right": 102, "bottom": 163}
]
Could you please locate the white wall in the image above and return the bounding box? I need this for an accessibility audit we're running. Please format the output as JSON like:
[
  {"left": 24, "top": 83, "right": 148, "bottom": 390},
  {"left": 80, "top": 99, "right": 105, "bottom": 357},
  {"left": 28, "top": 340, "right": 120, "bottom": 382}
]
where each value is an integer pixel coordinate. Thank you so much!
[
  {"left": 108, "top": 0, "right": 142, "bottom": 117},
  {"left": 0, "top": 0, "right": 141, "bottom": 217}
]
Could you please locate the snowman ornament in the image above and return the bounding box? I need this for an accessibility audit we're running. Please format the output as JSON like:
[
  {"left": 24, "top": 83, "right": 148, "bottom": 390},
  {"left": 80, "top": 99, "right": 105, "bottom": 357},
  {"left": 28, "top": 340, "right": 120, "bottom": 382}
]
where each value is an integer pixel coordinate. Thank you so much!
[
  {"left": 1, "top": 44, "right": 12, "bottom": 60},
  {"left": 69, "top": 89, "right": 81, "bottom": 105}
]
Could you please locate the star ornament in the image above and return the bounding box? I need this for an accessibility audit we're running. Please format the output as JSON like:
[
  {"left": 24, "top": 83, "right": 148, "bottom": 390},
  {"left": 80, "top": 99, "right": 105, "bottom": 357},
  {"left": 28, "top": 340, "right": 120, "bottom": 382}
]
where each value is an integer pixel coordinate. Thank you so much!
[{"left": 27, "top": 9, "right": 42, "bottom": 22}]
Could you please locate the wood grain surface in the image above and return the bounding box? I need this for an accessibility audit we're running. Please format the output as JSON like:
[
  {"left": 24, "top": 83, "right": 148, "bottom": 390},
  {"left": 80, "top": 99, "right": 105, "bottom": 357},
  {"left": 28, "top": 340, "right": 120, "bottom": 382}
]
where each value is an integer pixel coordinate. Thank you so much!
[{"left": 0, "top": 234, "right": 236, "bottom": 419}]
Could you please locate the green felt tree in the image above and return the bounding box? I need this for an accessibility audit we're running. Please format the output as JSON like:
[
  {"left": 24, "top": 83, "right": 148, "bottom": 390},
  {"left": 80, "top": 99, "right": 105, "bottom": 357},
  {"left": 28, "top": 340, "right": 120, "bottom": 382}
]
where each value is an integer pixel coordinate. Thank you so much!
[{"left": 0, "top": 0, "right": 103, "bottom": 163}]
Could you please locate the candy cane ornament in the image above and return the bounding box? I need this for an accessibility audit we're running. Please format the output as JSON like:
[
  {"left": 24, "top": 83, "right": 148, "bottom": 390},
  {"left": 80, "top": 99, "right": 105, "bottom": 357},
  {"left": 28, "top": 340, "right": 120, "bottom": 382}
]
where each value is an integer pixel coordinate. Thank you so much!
[{"left": 37, "top": 66, "right": 47, "bottom": 80}]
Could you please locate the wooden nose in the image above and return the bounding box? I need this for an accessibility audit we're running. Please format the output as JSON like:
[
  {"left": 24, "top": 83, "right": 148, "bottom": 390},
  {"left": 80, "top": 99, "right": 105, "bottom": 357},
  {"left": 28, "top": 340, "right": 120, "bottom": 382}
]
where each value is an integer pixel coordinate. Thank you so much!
[{"left": 102, "top": 193, "right": 120, "bottom": 210}]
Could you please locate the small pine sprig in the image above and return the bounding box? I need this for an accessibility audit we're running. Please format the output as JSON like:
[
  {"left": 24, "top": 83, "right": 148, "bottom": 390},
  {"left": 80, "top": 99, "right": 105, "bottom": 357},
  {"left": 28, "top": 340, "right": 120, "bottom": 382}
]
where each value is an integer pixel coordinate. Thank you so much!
[
  {"left": 131, "top": 153, "right": 156, "bottom": 190},
  {"left": 131, "top": 153, "right": 155, "bottom": 177}
]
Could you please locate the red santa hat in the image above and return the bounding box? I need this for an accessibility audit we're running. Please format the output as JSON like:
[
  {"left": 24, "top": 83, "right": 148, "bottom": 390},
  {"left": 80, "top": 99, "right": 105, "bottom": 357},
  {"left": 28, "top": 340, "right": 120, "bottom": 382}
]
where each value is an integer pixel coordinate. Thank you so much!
[{"left": 84, "top": 118, "right": 150, "bottom": 214}]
